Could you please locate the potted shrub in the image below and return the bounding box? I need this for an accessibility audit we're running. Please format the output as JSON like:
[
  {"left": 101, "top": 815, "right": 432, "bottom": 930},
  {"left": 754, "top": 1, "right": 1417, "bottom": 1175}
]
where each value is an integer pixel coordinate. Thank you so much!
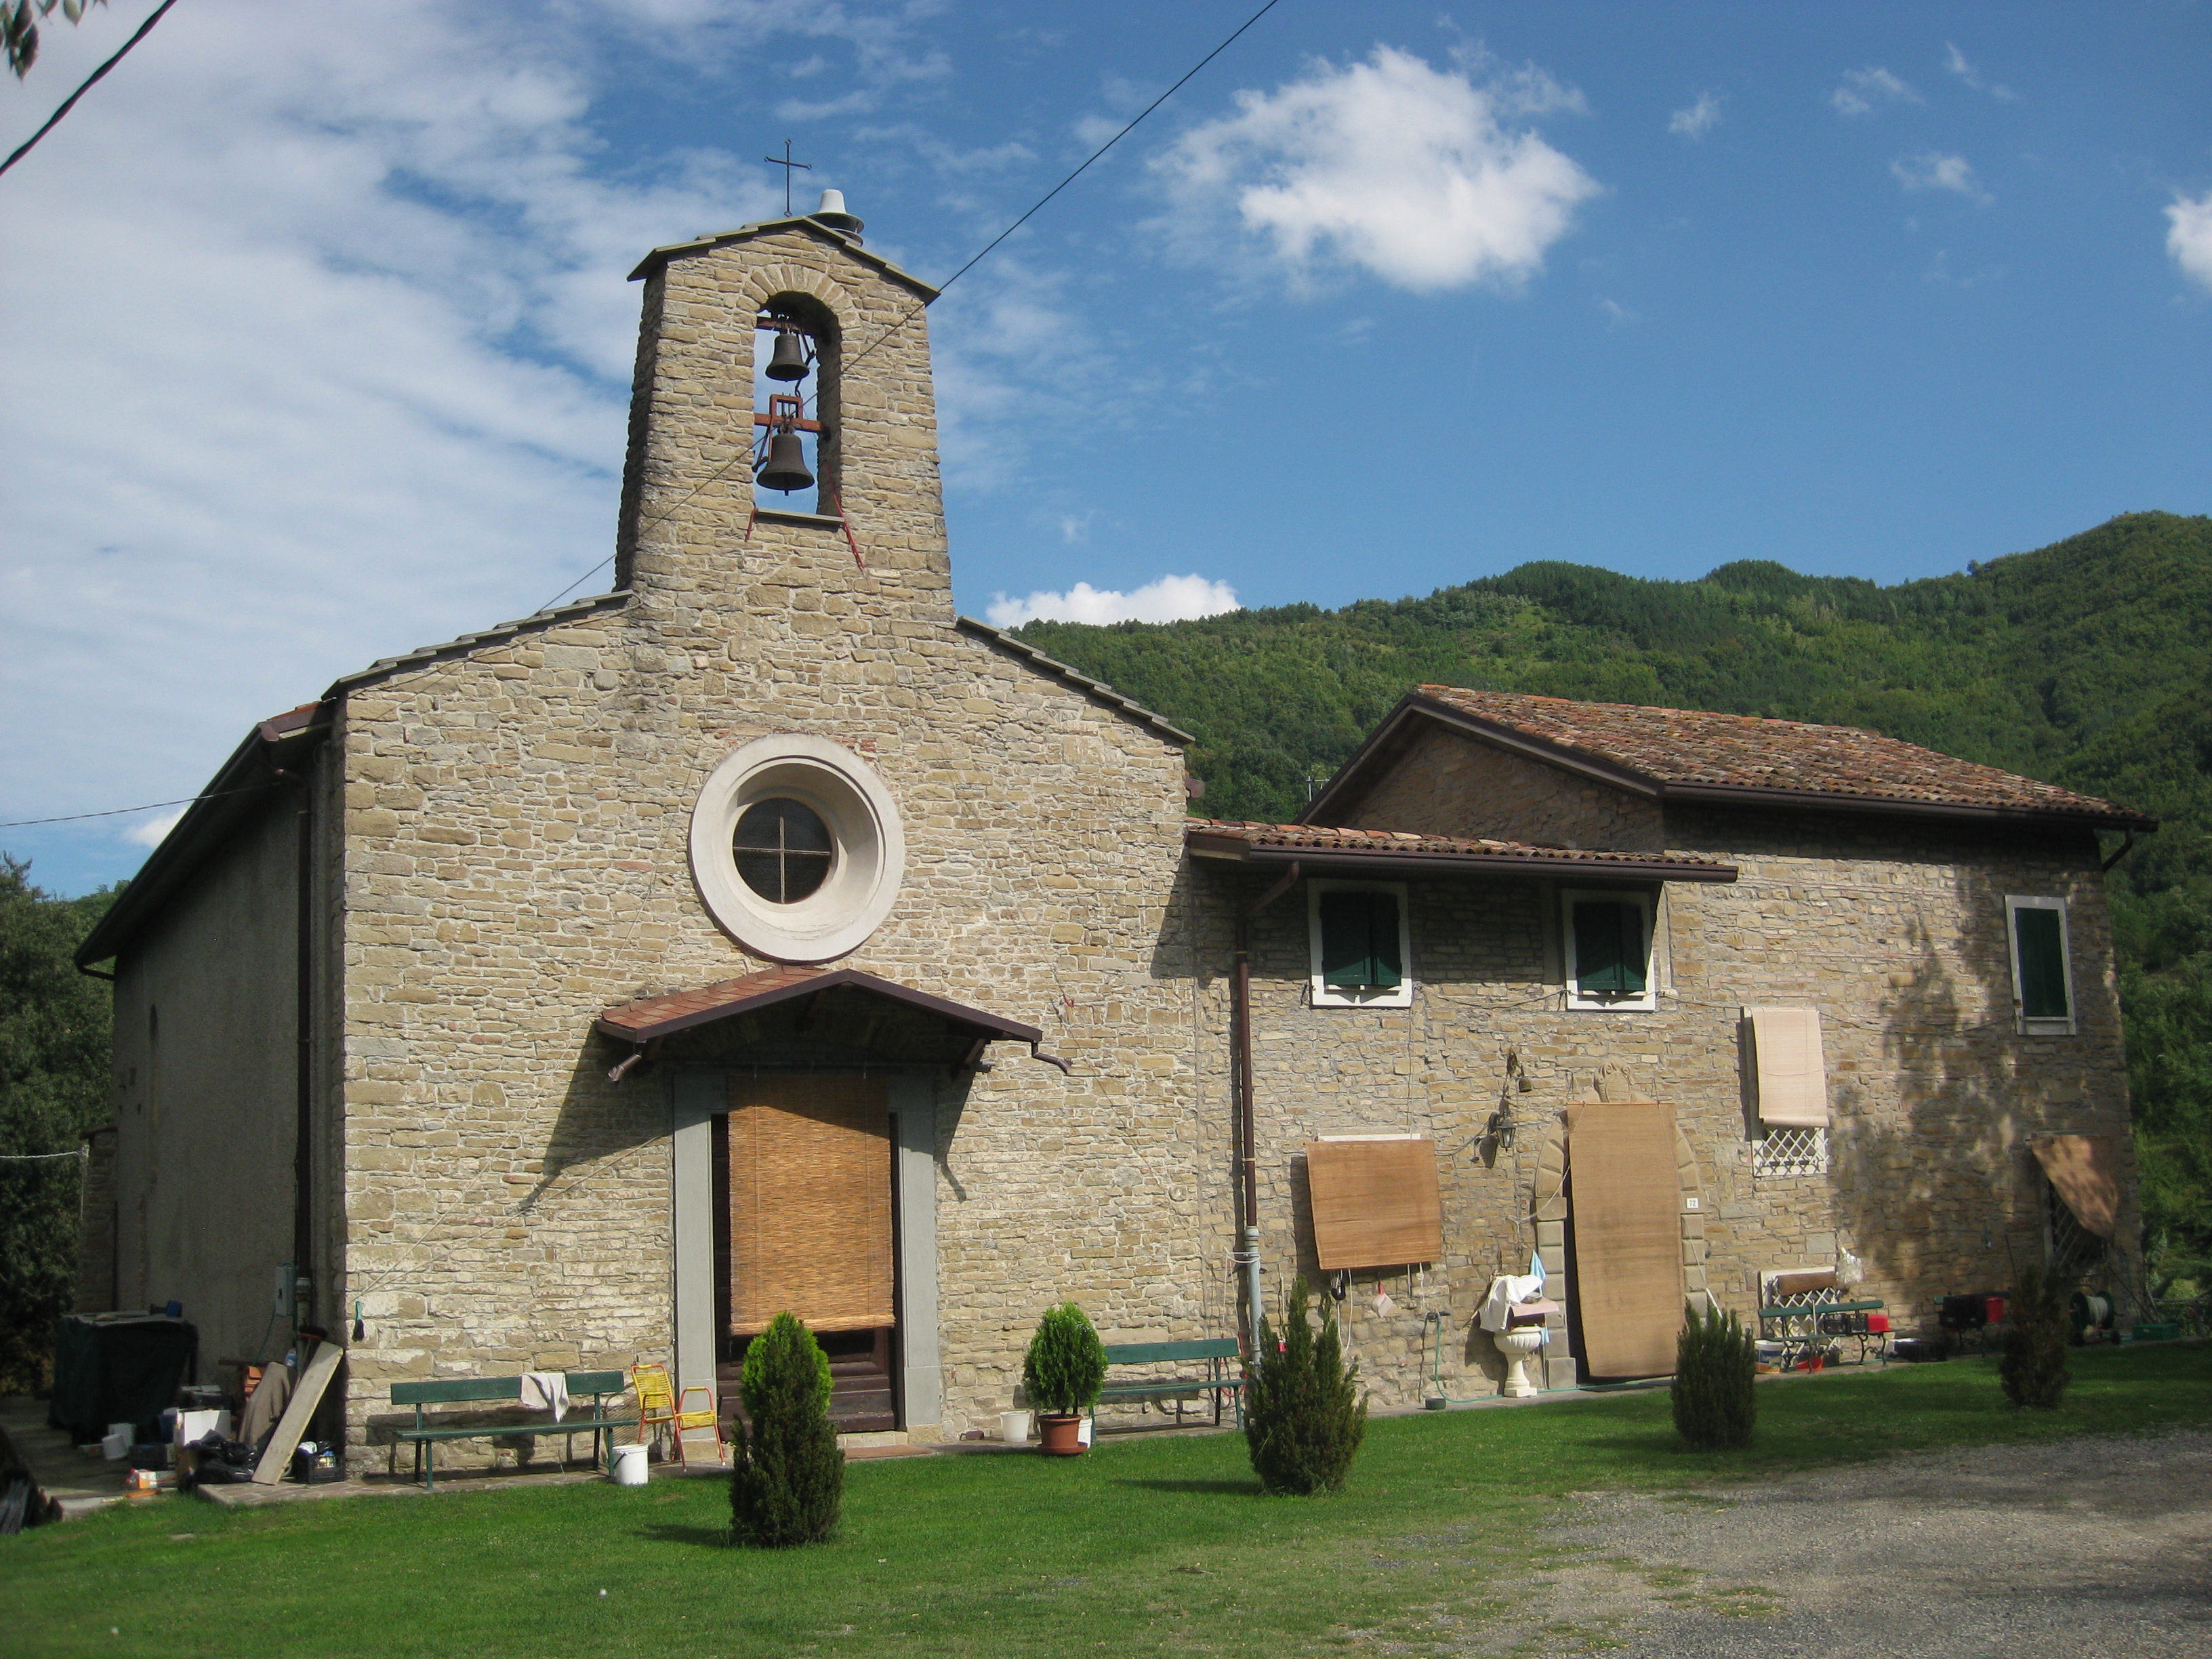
[{"left": 1022, "top": 1303, "right": 1107, "bottom": 1455}]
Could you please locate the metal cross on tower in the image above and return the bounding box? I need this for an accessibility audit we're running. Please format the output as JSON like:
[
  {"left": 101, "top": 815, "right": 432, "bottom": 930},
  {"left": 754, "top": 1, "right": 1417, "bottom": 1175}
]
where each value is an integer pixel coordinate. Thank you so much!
[{"left": 763, "top": 139, "right": 812, "bottom": 217}]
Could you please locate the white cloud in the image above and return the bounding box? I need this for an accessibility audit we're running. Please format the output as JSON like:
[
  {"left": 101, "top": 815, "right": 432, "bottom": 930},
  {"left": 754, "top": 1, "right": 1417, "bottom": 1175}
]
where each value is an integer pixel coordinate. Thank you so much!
[
  {"left": 1942, "top": 43, "right": 2018, "bottom": 102},
  {"left": 984, "top": 574, "right": 1240, "bottom": 629},
  {"left": 1830, "top": 66, "right": 1921, "bottom": 118},
  {"left": 1892, "top": 152, "right": 1990, "bottom": 202},
  {"left": 123, "top": 809, "right": 188, "bottom": 850},
  {"left": 1152, "top": 45, "right": 1601, "bottom": 293},
  {"left": 2166, "top": 192, "right": 2212, "bottom": 292},
  {"left": 1668, "top": 92, "right": 1721, "bottom": 140},
  {"left": 0, "top": 0, "right": 930, "bottom": 838}
]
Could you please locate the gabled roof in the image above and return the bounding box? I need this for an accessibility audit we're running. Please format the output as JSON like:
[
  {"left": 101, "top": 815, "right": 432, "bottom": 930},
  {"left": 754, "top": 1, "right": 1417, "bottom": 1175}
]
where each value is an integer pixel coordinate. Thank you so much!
[
  {"left": 329, "top": 590, "right": 632, "bottom": 697},
  {"left": 956, "top": 617, "right": 1195, "bottom": 744},
  {"left": 1306, "top": 687, "right": 2156, "bottom": 832},
  {"left": 626, "top": 214, "right": 939, "bottom": 300},
  {"left": 1187, "top": 821, "right": 1738, "bottom": 882},
  {"left": 594, "top": 966, "right": 1058, "bottom": 1068}
]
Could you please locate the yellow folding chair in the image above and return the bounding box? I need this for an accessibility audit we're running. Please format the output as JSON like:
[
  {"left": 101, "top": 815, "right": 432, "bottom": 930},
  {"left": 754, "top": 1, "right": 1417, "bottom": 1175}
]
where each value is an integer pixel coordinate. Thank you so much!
[{"left": 631, "top": 1361, "right": 725, "bottom": 1468}]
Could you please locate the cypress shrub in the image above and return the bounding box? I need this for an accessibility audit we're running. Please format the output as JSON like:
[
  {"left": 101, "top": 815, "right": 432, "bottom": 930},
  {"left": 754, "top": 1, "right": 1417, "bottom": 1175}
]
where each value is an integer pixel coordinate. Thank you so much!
[
  {"left": 1999, "top": 1265, "right": 2070, "bottom": 1410},
  {"left": 729, "top": 1311, "right": 843, "bottom": 1547},
  {"left": 1022, "top": 1303, "right": 1108, "bottom": 1416},
  {"left": 1671, "top": 1300, "right": 1757, "bottom": 1450},
  {"left": 1244, "top": 1275, "right": 1367, "bottom": 1496}
]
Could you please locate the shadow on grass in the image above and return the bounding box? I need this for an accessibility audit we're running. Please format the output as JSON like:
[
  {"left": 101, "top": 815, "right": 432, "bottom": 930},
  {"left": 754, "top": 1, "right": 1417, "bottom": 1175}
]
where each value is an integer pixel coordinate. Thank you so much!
[
  {"left": 634, "top": 1522, "right": 731, "bottom": 1549},
  {"left": 1111, "top": 1477, "right": 1265, "bottom": 1496}
]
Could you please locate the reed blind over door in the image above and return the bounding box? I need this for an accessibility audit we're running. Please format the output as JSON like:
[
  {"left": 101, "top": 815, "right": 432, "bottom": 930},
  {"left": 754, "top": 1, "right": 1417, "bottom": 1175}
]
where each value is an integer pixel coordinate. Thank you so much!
[{"left": 725, "top": 1074, "right": 895, "bottom": 1336}]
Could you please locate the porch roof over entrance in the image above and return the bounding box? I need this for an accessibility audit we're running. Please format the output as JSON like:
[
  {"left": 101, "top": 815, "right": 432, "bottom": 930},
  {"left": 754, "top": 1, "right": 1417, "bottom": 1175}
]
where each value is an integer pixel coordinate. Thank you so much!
[{"left": 594, "top": 965, "right": 1046, "bottom": 1049}]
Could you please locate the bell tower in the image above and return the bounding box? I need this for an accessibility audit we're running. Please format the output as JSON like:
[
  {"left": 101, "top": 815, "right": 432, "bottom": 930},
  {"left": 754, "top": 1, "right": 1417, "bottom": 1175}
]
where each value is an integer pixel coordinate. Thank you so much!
[{"left": 614, "top": 191, "right": 951, "bottom": 623}]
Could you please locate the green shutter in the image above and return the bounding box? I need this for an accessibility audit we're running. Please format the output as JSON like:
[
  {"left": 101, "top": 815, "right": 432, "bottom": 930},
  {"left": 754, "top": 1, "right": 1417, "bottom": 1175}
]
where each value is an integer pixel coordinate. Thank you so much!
[
  {"left": 1319, "top": 890, "right": 1372, "bottom": 989},
  {"left": 2014, "top": 906, "right": 2069, "bottom": 1021},
  {"left": 1319, "top": 891, "right": 1402, "bottom": 991},
  {"left": 1366, "top": 893, "right": 1403, "bottom": 989},
  {"left": 1574, "top": 901, "right": 1646, "bottom": 996}
]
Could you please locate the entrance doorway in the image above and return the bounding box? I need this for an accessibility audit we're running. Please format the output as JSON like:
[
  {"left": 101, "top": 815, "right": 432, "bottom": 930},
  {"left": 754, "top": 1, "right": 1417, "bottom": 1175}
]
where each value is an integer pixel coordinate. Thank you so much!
[{"left": 714, "top": 1074, "right": 899, "bottom": 1433}]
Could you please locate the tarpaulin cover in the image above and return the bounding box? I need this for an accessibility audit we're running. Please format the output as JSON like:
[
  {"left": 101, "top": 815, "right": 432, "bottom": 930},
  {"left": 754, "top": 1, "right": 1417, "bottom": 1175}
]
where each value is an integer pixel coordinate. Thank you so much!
[
  {"left": 1745, "top": 1008, "right": 1828, "bottom": 1126},
  {"left": 2030, "top": 1135, "right": 2121, "bottom": 1240},
  {"left": 47, "top": 1314, "right": 198, "bottom": 1443},
  {"left": 1567, "top": 1103, "right": 1684, "bottom": 1379}
]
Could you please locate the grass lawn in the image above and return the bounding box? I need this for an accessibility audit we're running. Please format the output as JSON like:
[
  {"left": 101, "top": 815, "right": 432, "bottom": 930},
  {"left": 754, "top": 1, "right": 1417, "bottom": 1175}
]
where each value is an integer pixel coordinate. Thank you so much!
[{"left": 5, "top": 1344, "right": 2207, "bottom": 1658}]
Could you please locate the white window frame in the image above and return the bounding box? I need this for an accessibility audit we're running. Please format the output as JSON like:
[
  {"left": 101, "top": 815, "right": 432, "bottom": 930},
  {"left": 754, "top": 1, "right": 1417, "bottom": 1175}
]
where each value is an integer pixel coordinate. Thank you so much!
[
  {"left": 1561, "top": 887, "right": 1658, "bottom": 1012},
  {"left": 2005, "top": 895, "right": 2077, "bottom": 1037},
  {"left": 1307, "top": 879, "right": 1413, "bottom": 1009}
]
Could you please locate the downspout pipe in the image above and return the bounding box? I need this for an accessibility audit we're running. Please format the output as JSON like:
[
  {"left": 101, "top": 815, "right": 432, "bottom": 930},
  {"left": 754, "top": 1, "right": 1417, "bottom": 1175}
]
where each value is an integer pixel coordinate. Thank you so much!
[
  {"left": 1232, "top": 861, "right": 1299, "bottom": 1359},
  {"left": 273, "top": 766, "right": 315, "bottom": 1328}
]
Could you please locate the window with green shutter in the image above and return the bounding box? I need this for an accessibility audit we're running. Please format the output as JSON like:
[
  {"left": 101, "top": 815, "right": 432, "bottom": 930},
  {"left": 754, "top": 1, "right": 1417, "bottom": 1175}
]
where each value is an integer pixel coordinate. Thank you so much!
[
  {"left": 1563, "top": 891, "right": 1655, "bottom": 1008},
  {"left": 2008, "top": 899, "right": 2073, "bottom": 1031},
  {"left": 1319, "top": 889, "right": 1403, "bottom": 991}
]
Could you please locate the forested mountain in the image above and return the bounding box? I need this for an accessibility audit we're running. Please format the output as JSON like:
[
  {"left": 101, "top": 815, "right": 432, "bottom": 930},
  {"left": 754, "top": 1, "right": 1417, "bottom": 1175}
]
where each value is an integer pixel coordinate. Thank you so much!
[{"left": 1017, "top": 511, "right": 2212, "bottom": 1294}]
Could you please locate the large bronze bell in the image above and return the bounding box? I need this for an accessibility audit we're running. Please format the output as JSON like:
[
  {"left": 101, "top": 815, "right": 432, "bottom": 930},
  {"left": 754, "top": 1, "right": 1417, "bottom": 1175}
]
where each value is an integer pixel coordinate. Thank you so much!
[
  {"left": 765, "top": 328, "right": 809, "bottom": 382},
  {"left": 757, "top": 430, "right": 814, "bottom": 493}
]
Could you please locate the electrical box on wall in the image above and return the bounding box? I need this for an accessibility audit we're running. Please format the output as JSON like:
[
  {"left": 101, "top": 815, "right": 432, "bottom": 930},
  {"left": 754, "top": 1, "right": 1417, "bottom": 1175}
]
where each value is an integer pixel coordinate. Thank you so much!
[{"left": 273, "top": 1263, "right": 295, "bottom": 1322}]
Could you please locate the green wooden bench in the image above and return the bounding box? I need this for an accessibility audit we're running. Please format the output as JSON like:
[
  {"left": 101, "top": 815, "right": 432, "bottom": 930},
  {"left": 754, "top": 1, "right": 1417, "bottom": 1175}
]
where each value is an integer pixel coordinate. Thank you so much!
[
  {"left": 390, "top": 1370, "right": 638, "bottom": 1490},
  {"left": 1093, "top": 1339, "right": 1246, "bottom": 1431}
]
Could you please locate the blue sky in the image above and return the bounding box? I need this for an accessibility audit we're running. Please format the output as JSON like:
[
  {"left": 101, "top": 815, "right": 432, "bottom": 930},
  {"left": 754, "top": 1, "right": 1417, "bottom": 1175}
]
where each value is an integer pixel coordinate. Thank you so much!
[{"left": 5, "top": 1, "right": 2209, "bottom": 895}]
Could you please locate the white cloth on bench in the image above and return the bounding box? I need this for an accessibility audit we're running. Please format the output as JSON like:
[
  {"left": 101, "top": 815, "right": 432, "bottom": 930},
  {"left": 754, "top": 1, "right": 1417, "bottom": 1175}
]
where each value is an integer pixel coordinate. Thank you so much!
[{"left": 520, "top": 1371, "right": 570, "bottom": 1422}]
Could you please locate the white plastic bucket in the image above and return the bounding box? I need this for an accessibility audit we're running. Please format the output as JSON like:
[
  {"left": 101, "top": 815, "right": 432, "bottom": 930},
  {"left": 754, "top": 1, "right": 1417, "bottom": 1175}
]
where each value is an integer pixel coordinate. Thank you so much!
[
  {"left": 102, "top": 1427, "right": 131, "bottom": 1460},
  {"left": 610, "top": 1443, "right": 649, "bottom": 1486},
  {"left": 998, "top": 1410, "right": 1031, "bottom": 1446}
]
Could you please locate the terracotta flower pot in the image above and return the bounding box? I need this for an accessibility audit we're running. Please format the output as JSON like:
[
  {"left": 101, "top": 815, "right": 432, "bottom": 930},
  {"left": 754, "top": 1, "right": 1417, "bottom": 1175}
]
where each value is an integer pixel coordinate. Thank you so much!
[{"left": 1038, "top": 1413, "right": 1086, "bottom": 1456}]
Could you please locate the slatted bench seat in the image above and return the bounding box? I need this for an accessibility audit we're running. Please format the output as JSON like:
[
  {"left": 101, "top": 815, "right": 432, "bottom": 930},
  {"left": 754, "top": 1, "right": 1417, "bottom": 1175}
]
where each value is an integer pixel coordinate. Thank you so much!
[
  {"left": 1756, "top": 1297, "right": 1888, "bottom": 1368},
  {"left": 390, "top": 1370, "right": 637, "bottom": 1490},
  {"left": 1093, "top": 1339, "right": 1246, "bottom": 1431}
]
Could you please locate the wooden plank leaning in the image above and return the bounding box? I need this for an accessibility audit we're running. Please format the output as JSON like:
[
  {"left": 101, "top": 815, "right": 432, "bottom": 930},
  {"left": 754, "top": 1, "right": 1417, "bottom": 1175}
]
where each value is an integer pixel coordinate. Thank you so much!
[{"left": 251, "top": 1340, "right": 345, "bottom": 1486}]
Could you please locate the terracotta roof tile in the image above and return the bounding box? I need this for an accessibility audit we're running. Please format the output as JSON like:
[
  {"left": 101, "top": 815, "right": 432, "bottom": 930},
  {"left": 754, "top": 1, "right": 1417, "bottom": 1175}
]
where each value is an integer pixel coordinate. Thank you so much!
[
  {"left": 1413, "top": 687, "right": 2147, "bottom": 824},
  {"left": 1187, "top": 821, "right": 1736, "bottom": 877}
]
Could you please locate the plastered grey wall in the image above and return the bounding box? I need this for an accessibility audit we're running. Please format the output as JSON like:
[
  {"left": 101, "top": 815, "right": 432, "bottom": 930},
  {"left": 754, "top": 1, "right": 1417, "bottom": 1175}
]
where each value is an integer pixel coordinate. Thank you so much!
[{"left": 106, "top": 798, "right": 301, "bottom": 1376}]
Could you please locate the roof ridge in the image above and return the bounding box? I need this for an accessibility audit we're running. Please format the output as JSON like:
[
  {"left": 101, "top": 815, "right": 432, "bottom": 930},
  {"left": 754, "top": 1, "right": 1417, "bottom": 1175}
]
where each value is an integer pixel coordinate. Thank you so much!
[{"left": 956, "top": 617, "right": 1195, "bottom": 744}]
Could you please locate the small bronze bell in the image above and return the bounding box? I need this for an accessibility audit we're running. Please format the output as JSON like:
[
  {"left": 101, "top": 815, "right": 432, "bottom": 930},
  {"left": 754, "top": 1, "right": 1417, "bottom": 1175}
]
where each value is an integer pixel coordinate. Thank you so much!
[
  {"left": 757, "top": 430, "right": 814, "bottom": 493},
  {"left": 765, "top": 328, "right": 809, "bottom": 382}
]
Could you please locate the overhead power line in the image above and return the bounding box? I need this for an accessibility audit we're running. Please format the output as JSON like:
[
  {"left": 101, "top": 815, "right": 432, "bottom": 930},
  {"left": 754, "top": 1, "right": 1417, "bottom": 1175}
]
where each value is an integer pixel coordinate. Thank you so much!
[
  {"left": 0, "top": 0, "right": 181, "bottom": 181},
  {"left": 533, "top": 0, "right": 1285, "bottom": 612},
  {"left": 0, "top": 781, "right": 276, "bottom": 830}
]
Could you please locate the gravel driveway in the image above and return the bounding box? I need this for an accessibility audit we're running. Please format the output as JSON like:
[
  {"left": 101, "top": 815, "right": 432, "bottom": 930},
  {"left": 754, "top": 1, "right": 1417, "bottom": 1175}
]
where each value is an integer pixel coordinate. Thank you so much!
[{"left": 1506, "top": 1431, "right": 2212, "bottom": 1658}]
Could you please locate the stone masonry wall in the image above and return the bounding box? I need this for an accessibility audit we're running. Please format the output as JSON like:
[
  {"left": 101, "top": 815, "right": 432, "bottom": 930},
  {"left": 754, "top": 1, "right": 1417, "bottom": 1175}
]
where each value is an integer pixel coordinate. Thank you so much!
[
  {"left": 1248, "top": 731, "right": 2142, "bottom": 1401},
  {"left": 333, "top": 222, "right": 1218, "bottom": 1462},
  {"left": 1344, "top": 724, "right": 1665, "bottom": 853}
]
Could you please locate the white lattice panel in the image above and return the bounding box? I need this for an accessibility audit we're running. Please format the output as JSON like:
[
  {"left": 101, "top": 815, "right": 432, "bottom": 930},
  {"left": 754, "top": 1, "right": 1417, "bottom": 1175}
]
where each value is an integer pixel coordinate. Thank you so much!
[{"left": 1753, "top": 1126, "right": 1828, "bottom": 1179}]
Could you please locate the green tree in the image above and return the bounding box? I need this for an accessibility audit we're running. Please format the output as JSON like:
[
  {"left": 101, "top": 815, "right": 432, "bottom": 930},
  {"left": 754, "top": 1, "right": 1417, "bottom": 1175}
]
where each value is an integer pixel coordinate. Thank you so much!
[
  {"left": 729, "top": 1311, "right": 842, "bottom": 1547},
  {"left": 0, "top": 856, "right": 119, "bottom": 1392},
  {"left": 1244, "top": 1275, "right": 1366, "bottom": 1495},
  {"left": 1672, "top": 1302, "right": 1757, "bottom": 1449},
  {"left": 1999, "top": 1265, "right": 2071, "bottom": 1409}
]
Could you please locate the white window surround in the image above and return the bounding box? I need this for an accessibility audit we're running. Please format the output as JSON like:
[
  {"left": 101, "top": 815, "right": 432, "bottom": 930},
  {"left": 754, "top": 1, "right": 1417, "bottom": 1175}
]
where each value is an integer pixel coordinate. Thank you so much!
[
  {"left": 1561, "top": 887, "right": 1658, "bottom": 1012},
  {"left": 689, "top": 733, "right": 905, "bottom": 964},
  {"left": 2005, "top": 895, "right": 2077, "bottom": 1037},
  {"left": 1307, "top": 879, "right": 1413, "bottom": 1009}
]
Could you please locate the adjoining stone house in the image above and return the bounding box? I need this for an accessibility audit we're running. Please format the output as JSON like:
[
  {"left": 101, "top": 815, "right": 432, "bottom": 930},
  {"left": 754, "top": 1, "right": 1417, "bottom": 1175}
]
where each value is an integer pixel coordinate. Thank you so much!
[{"left": 74, "top": 196, "right": 2153, "bottom": 1462}]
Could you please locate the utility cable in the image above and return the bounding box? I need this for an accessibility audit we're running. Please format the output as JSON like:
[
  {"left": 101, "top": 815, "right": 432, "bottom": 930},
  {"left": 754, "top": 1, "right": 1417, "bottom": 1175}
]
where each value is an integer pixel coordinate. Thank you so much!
[
  {"left": 0, "top": 0, "right": 180, "bottom": 180},
  {"left": 0, "top": 780, "right": 278, "bottom": 829},
  {"left": 535, "top": 0, "right": 1284, "bottom": 611}
]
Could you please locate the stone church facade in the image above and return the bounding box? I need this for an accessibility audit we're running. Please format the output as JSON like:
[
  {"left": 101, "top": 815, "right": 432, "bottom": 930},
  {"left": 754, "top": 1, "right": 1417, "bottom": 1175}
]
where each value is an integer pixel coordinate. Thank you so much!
[{"left": 77, "top": 202, "right": 2153, "bottom": 1465}]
